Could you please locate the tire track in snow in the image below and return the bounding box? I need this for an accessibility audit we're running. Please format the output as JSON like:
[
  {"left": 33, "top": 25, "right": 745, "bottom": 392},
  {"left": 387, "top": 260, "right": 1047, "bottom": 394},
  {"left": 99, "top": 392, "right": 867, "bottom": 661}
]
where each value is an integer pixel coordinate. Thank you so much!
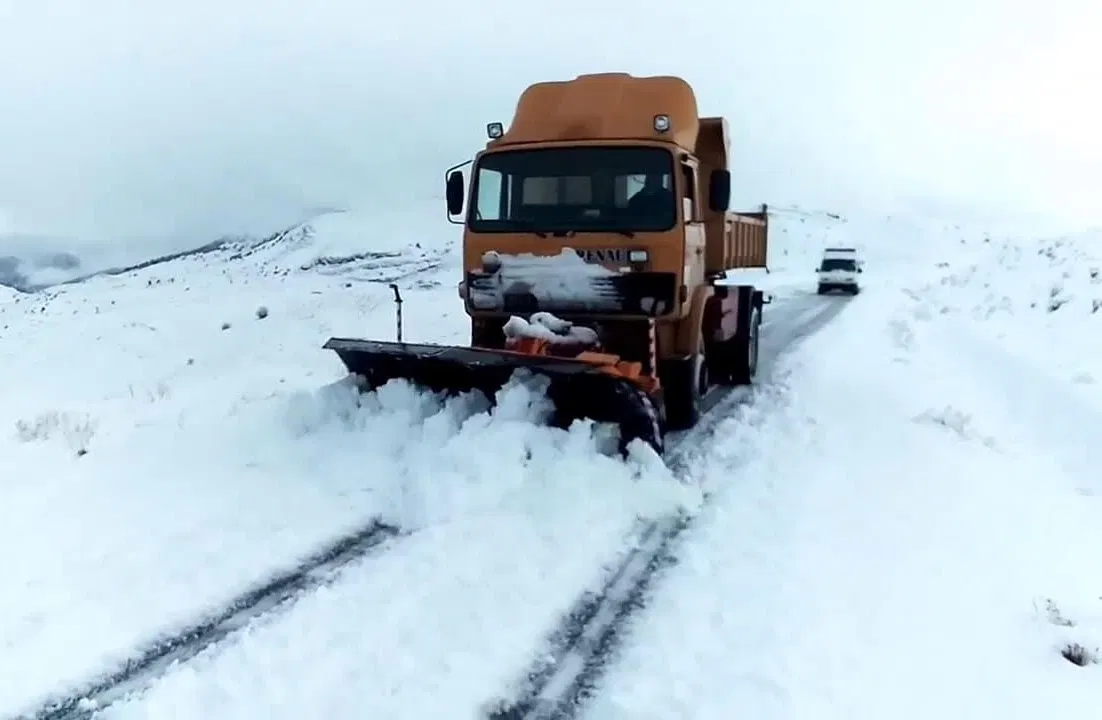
[
  {"left": 15, "top": 520, "right": 401, "bottom": 720},
  {"left": 485, "top": 296, "right": 852, "bottom": 720}
]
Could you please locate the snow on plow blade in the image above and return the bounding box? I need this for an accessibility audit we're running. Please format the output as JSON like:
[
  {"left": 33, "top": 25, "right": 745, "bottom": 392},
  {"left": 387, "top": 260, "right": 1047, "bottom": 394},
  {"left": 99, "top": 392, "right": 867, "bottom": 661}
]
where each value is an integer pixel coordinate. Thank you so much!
[{"left": 323, "top": 337, "right": 663, "bottom": 454}]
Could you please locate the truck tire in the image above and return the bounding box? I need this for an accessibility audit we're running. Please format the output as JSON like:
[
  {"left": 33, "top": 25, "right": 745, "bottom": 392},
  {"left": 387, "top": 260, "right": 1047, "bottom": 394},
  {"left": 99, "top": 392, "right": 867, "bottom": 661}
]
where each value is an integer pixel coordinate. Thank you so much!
[
  {"left": 729, "top": 307, "right": 761, "bottom": 385},
  {"left": 662, "top": 352, "right": 707, "bottom": 431},
  {"left": 817, "top": 284, "right": 828, "bottom": 295}
]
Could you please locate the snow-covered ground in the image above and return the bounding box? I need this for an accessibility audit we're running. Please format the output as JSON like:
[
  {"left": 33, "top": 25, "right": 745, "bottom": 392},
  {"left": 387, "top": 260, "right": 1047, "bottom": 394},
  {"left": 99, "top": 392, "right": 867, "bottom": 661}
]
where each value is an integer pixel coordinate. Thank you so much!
[
  {"left": 76, "top": 292, "right": 840, "bottom": 720},
  {"left": 0, "top": 216, "right": 696, "bottom": 715},
  {"left": 585, "top": 244, "right": 1102, "bottom": 719},
  {"left": 0, "top": 206, "right": 814, "bottom": 716},
  {"left": 0, "top": 238, "right": 446, "bottom": 714},
  {"left": 913, "top": 228, "right": 1102, "bottom": 410},
  {"left": 4, "top": 206, "right": 1099, "bottom": 719}
]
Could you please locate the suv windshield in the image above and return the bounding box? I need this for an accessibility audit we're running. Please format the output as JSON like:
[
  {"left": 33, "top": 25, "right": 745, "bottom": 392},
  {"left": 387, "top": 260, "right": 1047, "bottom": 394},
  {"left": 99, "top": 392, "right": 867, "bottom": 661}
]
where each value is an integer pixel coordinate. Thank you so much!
[
  {"left": 820, "top": 258, "right": 856, "bottom": 271},
  {"left": 468, "top": 146, "right": 676, "bottom": 234}
]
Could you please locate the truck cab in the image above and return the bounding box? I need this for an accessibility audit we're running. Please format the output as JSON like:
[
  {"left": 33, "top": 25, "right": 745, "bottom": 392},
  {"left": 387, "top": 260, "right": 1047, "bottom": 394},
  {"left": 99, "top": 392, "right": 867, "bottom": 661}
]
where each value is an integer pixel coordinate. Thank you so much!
[{"left": 817, "top": 247, "right": 862, "bottom": 295}]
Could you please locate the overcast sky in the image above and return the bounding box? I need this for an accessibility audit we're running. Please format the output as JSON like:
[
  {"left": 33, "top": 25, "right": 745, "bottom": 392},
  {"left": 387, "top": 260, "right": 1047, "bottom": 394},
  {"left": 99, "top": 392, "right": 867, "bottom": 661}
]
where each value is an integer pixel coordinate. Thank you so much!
[{"left": 0, "top": 0, "right": 1098, "bottom": 254}]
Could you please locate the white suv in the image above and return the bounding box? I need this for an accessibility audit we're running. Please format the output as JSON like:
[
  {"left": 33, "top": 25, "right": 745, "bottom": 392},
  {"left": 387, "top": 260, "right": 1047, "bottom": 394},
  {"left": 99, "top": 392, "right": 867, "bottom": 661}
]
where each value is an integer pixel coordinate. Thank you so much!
[{"left": 817, "top": 249, "right": 862, "bottom": 295}]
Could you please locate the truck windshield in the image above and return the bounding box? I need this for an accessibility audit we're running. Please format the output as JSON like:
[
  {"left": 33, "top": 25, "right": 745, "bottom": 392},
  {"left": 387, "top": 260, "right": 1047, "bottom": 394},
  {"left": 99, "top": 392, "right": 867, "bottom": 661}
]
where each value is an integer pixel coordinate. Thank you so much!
[
  {"left": 820, "top": 258, "right": 856, "bottom": 271},
  {"left": 468, "top": 146, "right": 676, "bottom": 234}
]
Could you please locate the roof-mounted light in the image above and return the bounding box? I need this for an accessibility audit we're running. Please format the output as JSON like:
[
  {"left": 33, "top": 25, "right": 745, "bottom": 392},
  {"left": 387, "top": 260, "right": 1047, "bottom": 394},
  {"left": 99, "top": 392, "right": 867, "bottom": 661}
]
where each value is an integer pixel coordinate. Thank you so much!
[
  {"left": 653, "top": 114, "right": 671, "bottom": 133},
  {"left": 487, "top": 122, "right": 504, "bottom": 139}
]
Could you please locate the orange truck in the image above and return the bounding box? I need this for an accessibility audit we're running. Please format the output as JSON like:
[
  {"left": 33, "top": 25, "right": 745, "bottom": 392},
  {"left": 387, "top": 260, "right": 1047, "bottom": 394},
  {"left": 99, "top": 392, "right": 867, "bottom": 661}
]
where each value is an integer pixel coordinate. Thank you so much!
[{"left": 325, "top": 73, "right": 771, "bottom": 456}]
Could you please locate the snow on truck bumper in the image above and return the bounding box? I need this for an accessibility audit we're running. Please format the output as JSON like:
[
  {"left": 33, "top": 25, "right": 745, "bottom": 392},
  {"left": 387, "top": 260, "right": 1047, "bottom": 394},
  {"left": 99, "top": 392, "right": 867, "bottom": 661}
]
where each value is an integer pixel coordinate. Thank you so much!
[
  {"left": 464, "top": 269, "right": 679, "bottom": 316},
  {"left": 458, "top": 248, "right": 679, "bottom": 317}
]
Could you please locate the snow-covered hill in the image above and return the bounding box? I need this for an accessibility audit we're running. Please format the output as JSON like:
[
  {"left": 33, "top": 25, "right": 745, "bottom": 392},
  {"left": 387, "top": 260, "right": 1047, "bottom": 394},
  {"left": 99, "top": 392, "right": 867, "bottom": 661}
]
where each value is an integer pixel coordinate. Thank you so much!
[
  {"left": 2, "top": 206, "right": 1099, "bottom": 720},
  {"left": 0, "top": 208, "right": 453, "bottom": 292}
]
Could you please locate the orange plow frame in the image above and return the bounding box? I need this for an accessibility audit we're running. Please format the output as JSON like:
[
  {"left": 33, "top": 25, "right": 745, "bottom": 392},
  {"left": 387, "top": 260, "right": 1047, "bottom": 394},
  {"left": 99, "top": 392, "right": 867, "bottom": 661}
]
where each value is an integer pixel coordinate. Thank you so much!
[{"left": 502, "top": 336, "right": 662, "bottom": 397}]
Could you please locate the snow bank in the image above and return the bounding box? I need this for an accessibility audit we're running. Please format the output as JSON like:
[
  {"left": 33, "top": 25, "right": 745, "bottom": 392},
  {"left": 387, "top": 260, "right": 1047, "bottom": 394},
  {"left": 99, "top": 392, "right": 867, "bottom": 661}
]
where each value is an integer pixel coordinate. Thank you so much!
[
  {"left": 914, "top": 229, "right": 1102, "bottom": 320},
  {"left": 287, "top": 372, "right": 690, "bottom": 531},
  {"left": 909, "top": 229, "right": 1102, "bottom": 407},
  {"left": 586, "top": 284, "right": 1102, "bottom": 719}
]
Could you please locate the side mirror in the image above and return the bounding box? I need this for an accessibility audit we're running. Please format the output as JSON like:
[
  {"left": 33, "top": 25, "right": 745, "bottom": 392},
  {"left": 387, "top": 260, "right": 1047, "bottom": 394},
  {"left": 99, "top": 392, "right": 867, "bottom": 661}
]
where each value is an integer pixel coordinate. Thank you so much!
[
  {"left": 708, "top": 169, "right": 731, "bottom": 212},
  {"left": 446, "top": 170, "right": 465, "bottom": 217}
]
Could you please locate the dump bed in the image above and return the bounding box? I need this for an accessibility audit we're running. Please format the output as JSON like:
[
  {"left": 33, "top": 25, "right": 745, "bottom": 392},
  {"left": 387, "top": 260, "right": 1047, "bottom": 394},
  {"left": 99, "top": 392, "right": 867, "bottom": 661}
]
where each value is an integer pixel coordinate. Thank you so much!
[
  {"left": 704, "top": 206, "right": 769, "bottom": 274},
  {"left": 695, "top": 116, "right": 769, "bottom": 274}
]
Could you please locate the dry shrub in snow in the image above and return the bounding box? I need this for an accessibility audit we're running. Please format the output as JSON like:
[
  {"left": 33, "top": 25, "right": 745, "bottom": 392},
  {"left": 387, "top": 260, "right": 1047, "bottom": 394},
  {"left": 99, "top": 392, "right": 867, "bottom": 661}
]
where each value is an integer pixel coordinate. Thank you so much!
[
  {"left": 1061, "top": 642, "right": 1099, "bottom": 667},
  {"left": 14, "top": 410, "right": 97, "bottom": 456},
  {"left": 912, "top": 405, "right": 998, "bottom": 449}
]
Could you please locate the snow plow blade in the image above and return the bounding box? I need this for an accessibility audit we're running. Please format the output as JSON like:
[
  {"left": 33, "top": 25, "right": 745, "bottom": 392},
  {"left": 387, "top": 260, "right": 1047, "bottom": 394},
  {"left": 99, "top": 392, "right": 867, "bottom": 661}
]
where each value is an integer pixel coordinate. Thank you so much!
[{"left": 323, "top": 337, "right": 664, "bottom": 455}]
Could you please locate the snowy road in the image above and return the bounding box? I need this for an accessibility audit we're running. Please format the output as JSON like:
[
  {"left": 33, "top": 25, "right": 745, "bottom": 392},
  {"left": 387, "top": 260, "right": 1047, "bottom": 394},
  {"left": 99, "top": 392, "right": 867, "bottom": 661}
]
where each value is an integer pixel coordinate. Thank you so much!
[
  {"left": 30, "top": 291, "right": 849, "bottom": 720},
  {"left": 486, "top": 291, "right": 853, "bottom": 720}
]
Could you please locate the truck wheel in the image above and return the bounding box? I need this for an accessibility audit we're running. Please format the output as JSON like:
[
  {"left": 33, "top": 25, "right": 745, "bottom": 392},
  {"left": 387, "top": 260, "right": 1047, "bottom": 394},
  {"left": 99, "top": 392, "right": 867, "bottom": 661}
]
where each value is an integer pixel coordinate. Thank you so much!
[
  {"left": 817, "top": 284, "right": 827, "bottom": 295},
  {"left": 662, "top": 352, "right": 707, "bottom": 431},
  {"left": 729, "top": 307, "right": 761, "bottom": 385}
]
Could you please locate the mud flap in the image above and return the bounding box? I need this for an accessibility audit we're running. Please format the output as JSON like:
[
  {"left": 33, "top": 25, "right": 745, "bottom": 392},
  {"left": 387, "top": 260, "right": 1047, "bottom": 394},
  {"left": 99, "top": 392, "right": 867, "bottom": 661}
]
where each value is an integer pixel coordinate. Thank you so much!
[{"left": 324, "top": 338, "right": 664, "bottom": 455}]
